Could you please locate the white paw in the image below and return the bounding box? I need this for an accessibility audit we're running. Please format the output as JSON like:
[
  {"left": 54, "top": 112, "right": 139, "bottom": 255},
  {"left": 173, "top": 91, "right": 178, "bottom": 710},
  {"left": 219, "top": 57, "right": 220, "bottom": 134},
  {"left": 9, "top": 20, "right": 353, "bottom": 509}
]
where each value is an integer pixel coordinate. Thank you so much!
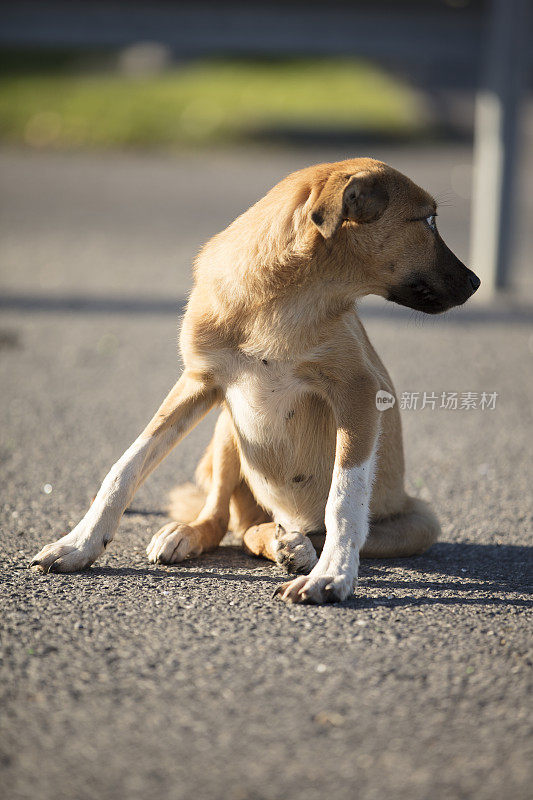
[
  {"left": 274, "top": 569, "right": 355, "bottom": 604},
  {"left": 30, "top": 528, "right": 103, "bottom": 574},
  {"left": 274, "top": 529, "right": 318, "bottom": 574},
  {"left": 146, "top": 522, "right": 202, "bottom": 564}
]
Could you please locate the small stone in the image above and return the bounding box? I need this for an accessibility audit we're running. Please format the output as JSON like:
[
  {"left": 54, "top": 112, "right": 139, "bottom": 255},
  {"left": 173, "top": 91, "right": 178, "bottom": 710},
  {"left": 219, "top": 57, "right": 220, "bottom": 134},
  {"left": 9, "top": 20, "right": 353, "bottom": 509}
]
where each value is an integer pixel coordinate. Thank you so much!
[{"left": 314, "top": 710, "right": 345, "bottom": 727}]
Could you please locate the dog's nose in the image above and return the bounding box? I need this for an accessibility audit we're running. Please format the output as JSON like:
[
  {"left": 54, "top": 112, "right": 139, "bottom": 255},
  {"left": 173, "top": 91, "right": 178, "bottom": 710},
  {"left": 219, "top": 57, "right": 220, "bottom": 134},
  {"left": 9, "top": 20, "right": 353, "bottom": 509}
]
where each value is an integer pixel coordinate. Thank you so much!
[{"left": 467, "top": 271, "right": 481, "bottom": 293}]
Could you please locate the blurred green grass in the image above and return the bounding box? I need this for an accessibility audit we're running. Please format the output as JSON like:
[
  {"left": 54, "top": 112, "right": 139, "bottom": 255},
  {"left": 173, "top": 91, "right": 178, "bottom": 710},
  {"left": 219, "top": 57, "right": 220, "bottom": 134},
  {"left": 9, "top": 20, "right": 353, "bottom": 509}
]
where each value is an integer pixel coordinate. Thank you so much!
[{"left": 0, "top": 56, "right": 428, "bottom": 149}]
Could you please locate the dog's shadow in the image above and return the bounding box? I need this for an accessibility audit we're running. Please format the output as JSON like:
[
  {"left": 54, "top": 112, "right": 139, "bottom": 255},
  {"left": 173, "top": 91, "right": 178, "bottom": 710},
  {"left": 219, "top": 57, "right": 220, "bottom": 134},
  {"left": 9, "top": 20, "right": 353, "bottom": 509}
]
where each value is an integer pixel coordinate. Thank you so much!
[
  {"left": 349, "top": 541, "right": 532, "bottom": 610},
  {"left": 79, "top": 541, "right": 532, "bottom": 610}
]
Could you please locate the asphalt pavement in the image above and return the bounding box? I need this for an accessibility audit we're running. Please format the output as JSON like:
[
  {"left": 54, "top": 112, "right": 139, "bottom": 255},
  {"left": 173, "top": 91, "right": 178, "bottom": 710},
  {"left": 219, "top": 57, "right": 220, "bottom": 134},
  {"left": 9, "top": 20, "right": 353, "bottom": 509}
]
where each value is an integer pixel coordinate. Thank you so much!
[{"left": 1, "top": 146, "right": 532, "bottom": 800}]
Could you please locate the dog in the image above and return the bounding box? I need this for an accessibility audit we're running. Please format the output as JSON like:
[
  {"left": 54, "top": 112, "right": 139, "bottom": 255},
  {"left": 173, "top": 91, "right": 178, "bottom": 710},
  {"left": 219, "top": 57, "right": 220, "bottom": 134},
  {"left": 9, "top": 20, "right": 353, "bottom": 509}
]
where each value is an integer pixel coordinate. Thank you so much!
[{"left": 30, "top": 157, "right": 480, "bottom": 604}]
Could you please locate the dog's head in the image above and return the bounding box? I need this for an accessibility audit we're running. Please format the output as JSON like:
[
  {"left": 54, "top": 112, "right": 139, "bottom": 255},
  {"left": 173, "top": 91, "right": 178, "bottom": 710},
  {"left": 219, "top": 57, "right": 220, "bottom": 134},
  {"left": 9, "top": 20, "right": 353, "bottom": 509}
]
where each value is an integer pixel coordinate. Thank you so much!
[{"left": 309, "top": 159, "right": 480, "bottom": 313}]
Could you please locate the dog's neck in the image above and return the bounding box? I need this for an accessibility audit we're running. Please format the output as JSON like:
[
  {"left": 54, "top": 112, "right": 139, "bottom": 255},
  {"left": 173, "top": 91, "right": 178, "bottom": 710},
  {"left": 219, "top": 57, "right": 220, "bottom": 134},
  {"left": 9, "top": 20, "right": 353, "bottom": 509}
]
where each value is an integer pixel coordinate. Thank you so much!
[{"left": 190, "top": 191, "right": 382, "bottom": 358}]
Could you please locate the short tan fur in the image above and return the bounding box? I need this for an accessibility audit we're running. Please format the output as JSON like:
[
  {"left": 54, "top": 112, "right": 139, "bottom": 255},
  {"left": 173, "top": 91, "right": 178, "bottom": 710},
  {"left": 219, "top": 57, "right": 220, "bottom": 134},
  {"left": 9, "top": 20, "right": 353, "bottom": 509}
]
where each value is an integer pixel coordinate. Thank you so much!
[{"left": 31, "top": 158, "right": 480, "bottom": 604}]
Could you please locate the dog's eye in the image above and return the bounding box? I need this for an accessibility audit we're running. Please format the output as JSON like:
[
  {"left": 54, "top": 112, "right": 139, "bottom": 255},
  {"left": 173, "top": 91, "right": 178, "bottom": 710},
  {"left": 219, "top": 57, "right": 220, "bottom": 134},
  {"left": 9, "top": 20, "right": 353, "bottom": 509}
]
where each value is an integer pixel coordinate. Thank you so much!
[{"left": 425, "top": 214, "right": 437, "bottom": 232}]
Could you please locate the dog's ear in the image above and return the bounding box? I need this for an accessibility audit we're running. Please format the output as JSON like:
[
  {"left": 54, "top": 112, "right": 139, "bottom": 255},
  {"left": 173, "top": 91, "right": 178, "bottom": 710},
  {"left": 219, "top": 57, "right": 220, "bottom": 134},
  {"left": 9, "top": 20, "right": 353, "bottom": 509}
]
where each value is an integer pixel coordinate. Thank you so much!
[{"left": 310, "top": 171, "right": 389, "bottom": 238}]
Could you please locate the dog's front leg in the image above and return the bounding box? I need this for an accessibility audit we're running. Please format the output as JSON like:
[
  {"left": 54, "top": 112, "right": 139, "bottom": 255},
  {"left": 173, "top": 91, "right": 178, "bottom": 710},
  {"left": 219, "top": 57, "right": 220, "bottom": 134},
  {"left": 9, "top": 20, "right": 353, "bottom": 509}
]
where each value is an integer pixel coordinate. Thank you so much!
[
  {"left": 275, "top": 372, "right": 381, "bottom": 604},
  {"left": 30, "top": 373, "right": 220, "bottom": 573}
]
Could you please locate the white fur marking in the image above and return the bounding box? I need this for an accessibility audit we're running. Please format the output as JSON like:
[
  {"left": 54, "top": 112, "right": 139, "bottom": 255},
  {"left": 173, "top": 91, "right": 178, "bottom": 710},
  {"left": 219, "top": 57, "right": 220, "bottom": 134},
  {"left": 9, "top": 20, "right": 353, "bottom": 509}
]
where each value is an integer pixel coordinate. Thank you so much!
[
  {"left": 58, "top": 435, "right": 155, "bottom": 560},
  {"left": 225, "top": 359, "right": 303, "bottom": 445},
  {"left": 304, "top": 433, "right": 380, "bottom": 592}
]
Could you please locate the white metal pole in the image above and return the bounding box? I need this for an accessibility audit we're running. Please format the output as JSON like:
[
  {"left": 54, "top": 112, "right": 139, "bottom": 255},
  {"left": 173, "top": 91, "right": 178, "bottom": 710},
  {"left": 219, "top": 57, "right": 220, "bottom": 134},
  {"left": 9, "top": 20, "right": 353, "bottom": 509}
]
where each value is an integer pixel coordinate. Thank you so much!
[{"left": 469, "top": 0, "right": 529, "bottom": 298}]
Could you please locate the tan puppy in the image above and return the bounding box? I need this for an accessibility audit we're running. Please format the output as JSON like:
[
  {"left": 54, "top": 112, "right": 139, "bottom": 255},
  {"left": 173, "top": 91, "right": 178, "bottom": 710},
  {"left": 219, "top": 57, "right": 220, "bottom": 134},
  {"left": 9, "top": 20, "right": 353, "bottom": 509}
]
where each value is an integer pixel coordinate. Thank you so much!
[{"left": 30, "top": 158, "right": 480, "bottom": 604}]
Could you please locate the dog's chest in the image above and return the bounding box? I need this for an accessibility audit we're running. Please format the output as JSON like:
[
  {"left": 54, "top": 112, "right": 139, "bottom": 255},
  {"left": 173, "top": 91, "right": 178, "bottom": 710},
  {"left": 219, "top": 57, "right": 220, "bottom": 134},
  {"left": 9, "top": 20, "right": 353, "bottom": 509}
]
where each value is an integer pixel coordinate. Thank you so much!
[{"left": 224, "top": 359, "right": 304, "bottom": 444}]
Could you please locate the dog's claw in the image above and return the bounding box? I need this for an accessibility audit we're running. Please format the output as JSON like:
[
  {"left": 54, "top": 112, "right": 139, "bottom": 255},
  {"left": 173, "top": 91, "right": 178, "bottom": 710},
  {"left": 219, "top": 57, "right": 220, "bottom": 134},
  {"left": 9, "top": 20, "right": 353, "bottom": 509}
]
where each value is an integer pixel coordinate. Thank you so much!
[
  {"left": 30, "top": 557, "right": 52, "bottom": 573},
  {"left": 274, "top": 571, "right": 354, "bottom": 604}
]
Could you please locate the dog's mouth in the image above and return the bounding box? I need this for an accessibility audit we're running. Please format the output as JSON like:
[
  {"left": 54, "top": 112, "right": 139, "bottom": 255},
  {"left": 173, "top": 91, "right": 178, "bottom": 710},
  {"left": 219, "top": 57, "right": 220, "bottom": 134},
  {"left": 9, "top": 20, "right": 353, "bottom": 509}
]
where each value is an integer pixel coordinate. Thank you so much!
[
  {"left": 387, "top": 277, "right": 451, "bottom": 315},
  {"left": 388, "top": 269, "right": 480, "bottom": 315}
]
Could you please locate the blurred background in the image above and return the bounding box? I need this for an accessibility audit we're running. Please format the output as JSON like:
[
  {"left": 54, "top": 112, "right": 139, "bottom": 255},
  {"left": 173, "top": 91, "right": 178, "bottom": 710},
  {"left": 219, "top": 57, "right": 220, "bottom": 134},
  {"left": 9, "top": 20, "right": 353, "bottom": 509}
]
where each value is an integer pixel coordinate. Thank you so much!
[{"left": 0, "top": 0, "right": 532, "bottom": 304}]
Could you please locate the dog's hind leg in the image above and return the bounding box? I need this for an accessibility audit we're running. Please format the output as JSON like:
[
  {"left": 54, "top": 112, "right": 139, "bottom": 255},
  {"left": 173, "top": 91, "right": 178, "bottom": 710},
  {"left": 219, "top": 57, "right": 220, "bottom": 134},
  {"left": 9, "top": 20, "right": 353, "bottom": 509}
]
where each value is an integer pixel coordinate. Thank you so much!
[
  {"left": 147, "top": 408, "right": 242, "bottom": 564},
  {"left": 243, "top": 522, "right": 279, "bottom": 562},
  {"left": 167, "top": 407, "right": 269, "bottom": 537},
  {"left": 242, "top": 494, "right": 439, "bottom": 574},
  {"left": 230, "top": 482, "right": 270, "bottom": 535},
  {"left": 243, "top": 523, "right": 318, "bottom": 574},
  {"left": 164, "top": 436, "right": 215, "bottom": 526}
]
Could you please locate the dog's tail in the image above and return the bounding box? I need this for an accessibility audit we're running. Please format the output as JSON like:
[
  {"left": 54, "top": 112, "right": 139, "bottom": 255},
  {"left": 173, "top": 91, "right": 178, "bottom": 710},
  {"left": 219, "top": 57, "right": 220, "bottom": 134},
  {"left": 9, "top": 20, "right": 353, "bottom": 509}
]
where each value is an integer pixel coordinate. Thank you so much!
[
  {"left": 360, "top": 496, "right": 441, "bottom": 558},
  {"left": 167, "top": 482, "right": 207, "bottom": 524},
  {"left": 306, "top": 496, "right": 440, "bottom": 560}
]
